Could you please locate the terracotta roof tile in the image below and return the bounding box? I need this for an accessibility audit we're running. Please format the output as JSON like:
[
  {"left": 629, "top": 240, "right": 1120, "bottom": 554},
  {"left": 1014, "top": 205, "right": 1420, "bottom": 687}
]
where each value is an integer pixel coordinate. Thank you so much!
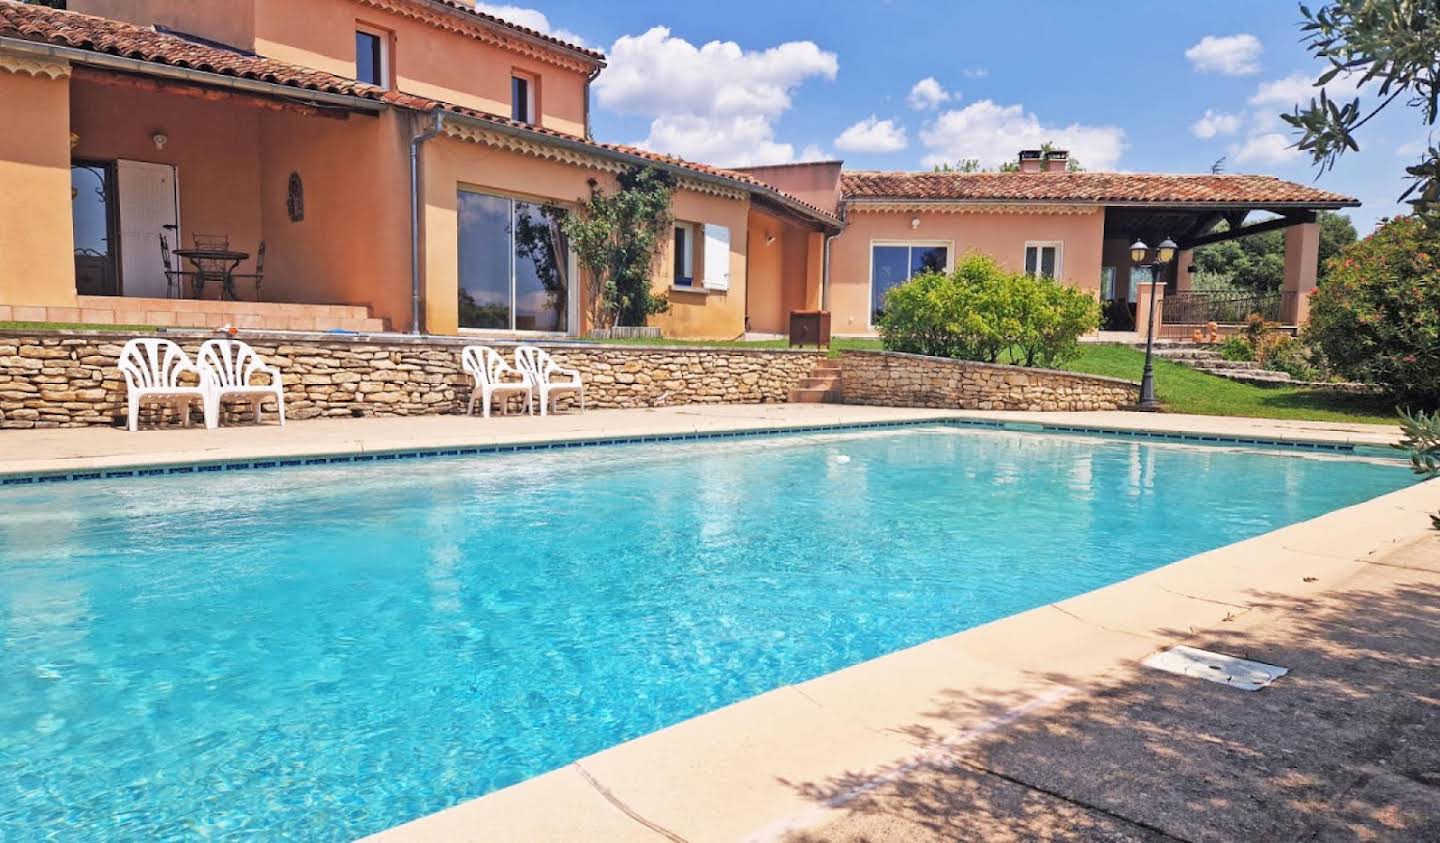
[
  {"left": 410, "top": 0, "right": 604, "bottom": 62},
  {"left": 840, "top": 171, "right": 1358, "bottom": 207}
]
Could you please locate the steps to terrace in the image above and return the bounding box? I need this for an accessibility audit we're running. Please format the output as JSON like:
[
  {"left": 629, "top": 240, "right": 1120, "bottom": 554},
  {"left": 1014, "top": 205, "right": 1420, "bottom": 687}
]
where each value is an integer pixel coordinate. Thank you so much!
[
  {"left": 788, "top": 358, "right": 843, "bottom": 403},
  {"left": 1143, "top": 341, "right": 1300, "bottom": 386}
]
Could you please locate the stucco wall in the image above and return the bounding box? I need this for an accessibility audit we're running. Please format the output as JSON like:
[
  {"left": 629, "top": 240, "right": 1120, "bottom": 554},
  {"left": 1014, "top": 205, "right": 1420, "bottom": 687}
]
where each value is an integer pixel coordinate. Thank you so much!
[
  {"left": 828, "top": 208, "right": 1107, "bottom": 335},
  {"left": 0, "top": 68, "right": 76, "bottom": 311},
  {"left": 256, "top": 107, "right": 414, "bottom": 328},
  {"left": 744, "top": 207, "right": 820, "bottom": 335},
  {"left": 70, "top": 0, "right": 257, "bottom": 51},
  {"left": 840, "top": 350, "right": 1138, "bottom": 412},
  {"left": 253, "top": 0, "right": 589, "bottom": 137},
  {"left": 0, "top": 331, "right": 825, "bottom": 428}
]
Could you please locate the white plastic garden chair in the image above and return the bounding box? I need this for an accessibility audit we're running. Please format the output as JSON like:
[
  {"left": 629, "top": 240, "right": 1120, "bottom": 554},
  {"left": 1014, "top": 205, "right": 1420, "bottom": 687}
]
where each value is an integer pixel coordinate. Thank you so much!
[
  {"left": 461, "top": 345, "right": 533, "bottom": 418},
  {"left": 514, "top": 345, "right": 585, "bottom": 417},
  {"left": 197, "top": 339, "right": 286, "bottom": 427},
  {"left": 117, "top": 338, "right": 213, "bottom": 431}
]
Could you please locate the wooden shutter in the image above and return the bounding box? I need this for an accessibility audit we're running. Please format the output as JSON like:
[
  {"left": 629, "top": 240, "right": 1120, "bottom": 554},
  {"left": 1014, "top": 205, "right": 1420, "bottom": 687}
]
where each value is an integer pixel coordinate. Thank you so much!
[{"left": 702, "top": 224, "right": 730, "bottom": 291}]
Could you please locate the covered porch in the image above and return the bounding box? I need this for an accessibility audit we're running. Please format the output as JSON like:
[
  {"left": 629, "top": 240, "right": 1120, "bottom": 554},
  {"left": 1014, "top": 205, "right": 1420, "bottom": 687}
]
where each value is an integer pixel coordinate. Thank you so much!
[
  {"left": 2, "top": 58, "right": 411, "bottom": 332},
  {"left": 1100, "top": 203, "right": 1344, "bottom": 338}
]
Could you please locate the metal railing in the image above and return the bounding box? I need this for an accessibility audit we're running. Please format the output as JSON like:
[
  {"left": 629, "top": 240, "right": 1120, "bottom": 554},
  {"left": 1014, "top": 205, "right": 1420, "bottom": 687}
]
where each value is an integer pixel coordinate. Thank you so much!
[{"left": 1162, "top": 290, "right": 1285, "bottom": 326}]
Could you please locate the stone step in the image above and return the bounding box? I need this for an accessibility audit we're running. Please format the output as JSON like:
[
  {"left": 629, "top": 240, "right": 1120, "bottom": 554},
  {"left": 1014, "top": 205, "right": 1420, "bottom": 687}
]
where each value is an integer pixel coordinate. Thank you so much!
[
  {"left": 796, "top": 375, "right": 840, "bottom": 389},
  {"left": 1153, "top": 349, "right": 1226, "bottom": 361},
  {"left": 812, "top": 358, "right": 843, "bottom": 370},
  {"left": 1206, "top": 369, "right": 1295, "bottom": 384},
  {"left": 787, "top": 387, "right": 842, "bottom": 403},
  {"left": 1191, "top": 359, "right": 1263, "bottom": 371}
]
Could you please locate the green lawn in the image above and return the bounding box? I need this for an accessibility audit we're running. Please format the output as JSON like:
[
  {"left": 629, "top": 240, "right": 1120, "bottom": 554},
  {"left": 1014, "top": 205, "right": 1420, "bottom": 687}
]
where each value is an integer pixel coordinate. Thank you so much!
[
  {"left": 601, "top": 336, "right": 1400, "bottom": 425},
  {"left": 0, "top": 321, "right": 156, "bottom": 333},
  {"left": 1060, "top": 344, "right": 1399, "bottom": 426}
]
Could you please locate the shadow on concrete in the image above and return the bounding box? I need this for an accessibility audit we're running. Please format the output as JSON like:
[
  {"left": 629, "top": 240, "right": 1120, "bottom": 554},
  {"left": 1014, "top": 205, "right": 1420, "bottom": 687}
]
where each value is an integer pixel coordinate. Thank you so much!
[{"left": 780, "top": 539, "right": 1440, "bottom": 842}]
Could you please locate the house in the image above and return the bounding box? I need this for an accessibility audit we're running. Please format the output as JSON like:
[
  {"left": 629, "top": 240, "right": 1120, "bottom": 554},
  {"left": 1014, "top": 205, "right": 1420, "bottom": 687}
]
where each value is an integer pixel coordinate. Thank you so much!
[
  {"left": 0, "top": 1, "right": 1356, "bottom": 343},
  {"left": 741, "top": 150, "right": 1358, "bottom": 337},
  {"left": 0, "top": 0, "right": 838, "bottom": 338}
]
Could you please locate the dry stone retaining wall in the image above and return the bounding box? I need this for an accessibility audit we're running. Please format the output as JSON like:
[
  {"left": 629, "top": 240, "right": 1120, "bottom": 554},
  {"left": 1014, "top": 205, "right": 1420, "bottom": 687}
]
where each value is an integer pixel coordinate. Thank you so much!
[
  {"left": 0, "top": 331, "right": 825, "bottom": 429},
  {"left": 840, "top": 350, "right": 1138, "bottom": 411}
]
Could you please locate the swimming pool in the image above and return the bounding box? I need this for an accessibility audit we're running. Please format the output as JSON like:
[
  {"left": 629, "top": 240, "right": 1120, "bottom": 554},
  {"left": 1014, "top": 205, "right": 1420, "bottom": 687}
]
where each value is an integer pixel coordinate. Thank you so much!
[{"left": 0, "top": 426, "right": 1411, "bottom": 840}]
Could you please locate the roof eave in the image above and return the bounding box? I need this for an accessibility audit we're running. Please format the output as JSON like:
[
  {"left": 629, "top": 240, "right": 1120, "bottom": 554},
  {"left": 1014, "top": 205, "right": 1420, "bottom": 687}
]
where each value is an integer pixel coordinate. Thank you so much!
[
  {"left": 410, "top": 0, "right": 605, "bottom": 67},
  {"left": 441, "top": 110, "right": 842, "bottom": 231},
  {"left": 0, "top": 36, "right": 388, "bottom": 113},
  {"left": 843, "top": 196, "right": 1359, "bottom": 210}
]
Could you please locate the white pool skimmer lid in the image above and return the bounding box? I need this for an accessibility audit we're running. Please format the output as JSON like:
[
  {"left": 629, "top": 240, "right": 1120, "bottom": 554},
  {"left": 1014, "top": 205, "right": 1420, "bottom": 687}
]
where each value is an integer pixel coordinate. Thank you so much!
[{"left": 1142, "top": 645, "right": 1288, "bottom": 691}]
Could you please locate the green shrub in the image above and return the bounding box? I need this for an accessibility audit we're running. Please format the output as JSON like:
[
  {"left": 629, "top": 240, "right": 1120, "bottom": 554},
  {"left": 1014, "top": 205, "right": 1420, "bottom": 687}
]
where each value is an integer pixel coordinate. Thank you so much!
[
  {"left": 1265, "top": 340, "right": 1320, "bottom": 382},
  {"left": 1219, "top": 335, "right": 1253, "bottom": 361},
  {"left": 877, "top": 253, "right": 1099, "bottom": 368},
  {"left": 1309, "top": 215, "right": 1440, "bottom": 406},
  {"left": 1397, "top": 408, "right": 1440, "bottom": 530}
]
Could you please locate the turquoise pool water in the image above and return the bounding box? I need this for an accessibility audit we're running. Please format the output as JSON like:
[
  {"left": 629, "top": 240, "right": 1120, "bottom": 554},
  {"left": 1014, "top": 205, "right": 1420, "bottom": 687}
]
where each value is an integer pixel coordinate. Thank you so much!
[{"left": 0, "top": 427, "right": 1411, "bottom": 840}]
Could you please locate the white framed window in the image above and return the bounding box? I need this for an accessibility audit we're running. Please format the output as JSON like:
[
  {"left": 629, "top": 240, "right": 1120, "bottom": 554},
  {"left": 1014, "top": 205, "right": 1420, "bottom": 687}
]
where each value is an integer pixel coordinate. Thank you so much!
[
  {"left": 869, "top": 240, "right": 952, "bottom": 325},
  {"left": 511, "top": 73, "right": 537, "bottom": 124},
  {"left": 355, "top": 26, "right": 391, "bottom": 89},
  {"left": 1024, "top": 241, "right": 1062, "bottom": 279},
  {"left": 673, "top": 223, "right": 696, "bottom": 287}
]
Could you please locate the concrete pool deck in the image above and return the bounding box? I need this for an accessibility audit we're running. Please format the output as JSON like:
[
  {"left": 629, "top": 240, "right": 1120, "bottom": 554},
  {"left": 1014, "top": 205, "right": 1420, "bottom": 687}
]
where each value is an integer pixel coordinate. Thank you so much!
[{"left": 4, "top": 406, "right": 1434, "bottom": 840}]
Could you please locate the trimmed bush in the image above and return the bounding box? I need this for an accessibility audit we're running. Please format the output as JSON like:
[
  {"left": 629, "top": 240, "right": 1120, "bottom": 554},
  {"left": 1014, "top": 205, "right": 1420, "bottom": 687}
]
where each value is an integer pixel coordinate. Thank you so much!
[
  {"left": 1308, "top": 215, "right": 1440, "bottom": 406},
  {"left": 877, "top": 253, "right": 1099, "bottom": 368}
]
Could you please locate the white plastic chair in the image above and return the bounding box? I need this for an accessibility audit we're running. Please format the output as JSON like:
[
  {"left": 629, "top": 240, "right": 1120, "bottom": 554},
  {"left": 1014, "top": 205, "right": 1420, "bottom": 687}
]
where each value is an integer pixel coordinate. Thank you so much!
[
  {"left": 197, "top": 339, "right": 286, "bottom": 427},
  {"left": 117, "top": 338, "right": 212, "bottom": 431},
  {"left": 514, "top": 345, "right": 585, "bottom": 417},
  {"left": 461, "top": 345, "right": 533, "bottom": 418}
]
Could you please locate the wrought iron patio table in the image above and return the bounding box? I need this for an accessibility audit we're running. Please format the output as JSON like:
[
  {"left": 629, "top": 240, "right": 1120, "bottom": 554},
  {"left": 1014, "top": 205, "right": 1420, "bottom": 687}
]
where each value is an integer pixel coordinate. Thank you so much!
[{"left": 172, "top": 248, "right": 249, "bottom": 301}]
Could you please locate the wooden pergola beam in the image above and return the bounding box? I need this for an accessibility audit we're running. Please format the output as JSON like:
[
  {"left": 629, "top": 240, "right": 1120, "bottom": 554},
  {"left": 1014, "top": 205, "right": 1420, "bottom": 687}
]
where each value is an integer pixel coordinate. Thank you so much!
[{"left": 1179, "top": 210, "right": 1317, "bottom": 250}]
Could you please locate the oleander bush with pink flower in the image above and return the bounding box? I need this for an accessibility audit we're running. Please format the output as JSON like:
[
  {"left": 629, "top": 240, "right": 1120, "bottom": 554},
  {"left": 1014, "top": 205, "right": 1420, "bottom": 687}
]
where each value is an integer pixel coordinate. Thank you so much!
[{"left": 1308, "top": 215, "right": 1440, "bottom": 406}]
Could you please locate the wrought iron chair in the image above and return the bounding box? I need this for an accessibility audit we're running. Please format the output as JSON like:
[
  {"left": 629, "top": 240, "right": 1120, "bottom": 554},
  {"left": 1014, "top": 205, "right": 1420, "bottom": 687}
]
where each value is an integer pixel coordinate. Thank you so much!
[
  {"left": 229, "top": 241, "right": 267, "bottom": 301},
  {"left": 192, "top": 233, "right": 230, "bottom": 250},
  {"left": 158, "top": 232, "right": 198, "bottom": 299}
]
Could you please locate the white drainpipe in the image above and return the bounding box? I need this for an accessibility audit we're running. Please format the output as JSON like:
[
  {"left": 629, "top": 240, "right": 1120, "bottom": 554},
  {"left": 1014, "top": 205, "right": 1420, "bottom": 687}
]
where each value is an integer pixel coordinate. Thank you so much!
[{"left": 409, "top": 110, "right": 446, "bottom": 335}]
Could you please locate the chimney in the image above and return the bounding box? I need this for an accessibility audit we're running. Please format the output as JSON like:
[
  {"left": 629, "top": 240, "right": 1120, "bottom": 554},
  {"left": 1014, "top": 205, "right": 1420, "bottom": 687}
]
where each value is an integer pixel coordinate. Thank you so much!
[
  {"left": 1043, "top": 149, "right": 1070, "bottom": 172},
  {"left": 1018, "top": 149, "right": 1044, "bottom": 173}
]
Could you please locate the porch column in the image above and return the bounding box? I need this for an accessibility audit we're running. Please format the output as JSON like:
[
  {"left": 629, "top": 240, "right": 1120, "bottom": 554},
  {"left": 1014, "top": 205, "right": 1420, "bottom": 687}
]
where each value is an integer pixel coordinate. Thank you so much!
[
  {"left": 1134, "top": 280, "right": 1165, "bottom": 338},
  {"left": 1282, "top": 221, "right": 1320, "bottom": 325},
  {"left": 1174, "top": 249, "right": 1194, "bottom": 293},
  {"left": 0, "top": 57, "right": 77, "bottom": 314}
]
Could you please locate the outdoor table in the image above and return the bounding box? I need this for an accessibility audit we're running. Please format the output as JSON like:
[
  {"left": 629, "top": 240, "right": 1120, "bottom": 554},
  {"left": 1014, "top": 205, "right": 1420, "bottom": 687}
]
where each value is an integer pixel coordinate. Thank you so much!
[{"left": 173, "top": 248, "right": 249, "bottom": 301}]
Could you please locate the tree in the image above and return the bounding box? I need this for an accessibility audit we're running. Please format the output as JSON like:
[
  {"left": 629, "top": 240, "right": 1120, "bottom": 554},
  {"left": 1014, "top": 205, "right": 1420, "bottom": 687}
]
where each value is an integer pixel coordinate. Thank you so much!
[
  {"left": 562, "top": 166, "right": 675, "bottom": 330},
  {"left": 1283, "top": 1, "right": 1440, "bottom": 220},
  {"left": 1307, "top": 214, "right": 1440, "bottom": 405}
]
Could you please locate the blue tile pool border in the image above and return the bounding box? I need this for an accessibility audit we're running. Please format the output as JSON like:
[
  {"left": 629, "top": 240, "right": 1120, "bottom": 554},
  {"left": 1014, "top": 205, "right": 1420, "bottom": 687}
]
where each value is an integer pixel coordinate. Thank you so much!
[{"left": 0, "top": 416, "right": 1402, "bottom": 486}]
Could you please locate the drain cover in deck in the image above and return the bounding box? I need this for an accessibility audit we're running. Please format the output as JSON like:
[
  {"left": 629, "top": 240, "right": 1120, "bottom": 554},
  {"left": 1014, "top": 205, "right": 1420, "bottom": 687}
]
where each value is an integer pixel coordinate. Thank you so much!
[{"left": 1141, "top": 645, "right": 1288, "bottom": 691}]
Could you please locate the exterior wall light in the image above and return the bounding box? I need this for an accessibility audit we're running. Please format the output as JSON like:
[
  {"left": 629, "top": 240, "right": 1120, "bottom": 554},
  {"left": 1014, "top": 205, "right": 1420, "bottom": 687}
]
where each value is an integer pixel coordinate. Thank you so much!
[{"left": 152, "top": 132, "right": 169, "bottom": 151}]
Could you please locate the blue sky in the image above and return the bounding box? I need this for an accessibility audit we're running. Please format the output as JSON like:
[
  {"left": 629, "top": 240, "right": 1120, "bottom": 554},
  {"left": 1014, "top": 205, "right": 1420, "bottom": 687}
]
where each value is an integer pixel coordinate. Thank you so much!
[{"left": 480, "top": 1, "right": 1427, "bottom": 232}]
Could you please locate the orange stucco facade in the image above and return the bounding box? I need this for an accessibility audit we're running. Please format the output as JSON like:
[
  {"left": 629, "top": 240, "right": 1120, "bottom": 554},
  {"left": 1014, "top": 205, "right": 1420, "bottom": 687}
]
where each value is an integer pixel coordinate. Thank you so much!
[
  {"left": 0, "top": 68, "right": 74, "bottom": 312},
  {"left": 827, "top": 208, "right": 1106, "bottom": 334}
]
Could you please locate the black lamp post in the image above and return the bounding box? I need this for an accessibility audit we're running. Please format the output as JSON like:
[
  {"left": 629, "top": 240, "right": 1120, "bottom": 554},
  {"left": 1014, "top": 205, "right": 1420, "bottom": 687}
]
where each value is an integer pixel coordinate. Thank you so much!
[{"left": 1129, "top": 236, "right": 1178, "bottom": 411}]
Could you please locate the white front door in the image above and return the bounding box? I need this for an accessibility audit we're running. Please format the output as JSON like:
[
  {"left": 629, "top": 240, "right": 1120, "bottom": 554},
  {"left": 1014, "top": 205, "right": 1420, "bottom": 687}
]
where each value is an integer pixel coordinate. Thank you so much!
[{"left": 117, "top": 160, "right": 179, "bottom": 298}]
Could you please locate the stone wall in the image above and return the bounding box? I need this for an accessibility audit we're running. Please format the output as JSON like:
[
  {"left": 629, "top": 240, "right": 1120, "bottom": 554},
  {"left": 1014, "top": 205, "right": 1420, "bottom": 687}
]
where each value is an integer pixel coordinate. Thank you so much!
[
  {"left": 840, "top": 350, "right": 1138, "bottom": 411},
  {"left": 0, "top": 331, "right": 825, "bottom": 429}
]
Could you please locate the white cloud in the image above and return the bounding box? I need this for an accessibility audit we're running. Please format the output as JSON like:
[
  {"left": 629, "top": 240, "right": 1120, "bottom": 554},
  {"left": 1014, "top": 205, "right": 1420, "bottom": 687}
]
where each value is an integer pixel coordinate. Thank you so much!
[
  {"left": 1191, "top": 109, "right": 1244, "bottom": 139},
  {"left": 1229, "top": 132, "right": 1301, "bottom": 165},
  {"left": 906, "top": 77, "right": 952, "bottom": 110},
  {"left": 1248, "top": 72, "right": 1318, "bottom": 108},
  {"left": 918, "top": 100, "right": 1127, "bottom": 171},
  {"left": 960, "top": 67, "right": 988, "bottom": 80},
  {"left": 474, "top": 3, "right": 587, "bottom": 46},
  {"left": 834, "top": 116, "right": 908, "bottom": 153},
  {"left": 593, "top": 26, "right": 838, "bottom": 166},
  {"left": 1185, "top": 34, "right": 1263, "bottom": 75},
  {"left": 1397, "top": 140, "right": 1427, "bottom": 157},
  {"left": 797, "top": 144, "right": 832, "bottom": 162}
]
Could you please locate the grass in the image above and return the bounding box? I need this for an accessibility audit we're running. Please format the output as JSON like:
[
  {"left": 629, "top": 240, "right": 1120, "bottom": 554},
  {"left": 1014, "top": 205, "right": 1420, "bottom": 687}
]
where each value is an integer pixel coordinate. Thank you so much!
[
  {"left": 0, "top": 321, "right": 156, "bottom": 333},
  {"left": 600, "top": 336, "right": 1400, "bottom": 426}
]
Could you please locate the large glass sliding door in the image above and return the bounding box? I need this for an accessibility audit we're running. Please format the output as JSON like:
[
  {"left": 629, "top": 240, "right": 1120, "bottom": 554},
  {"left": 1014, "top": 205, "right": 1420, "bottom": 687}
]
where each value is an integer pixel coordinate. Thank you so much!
[{"left": 457, "top": 190, "right": 571, "bottom": 333}]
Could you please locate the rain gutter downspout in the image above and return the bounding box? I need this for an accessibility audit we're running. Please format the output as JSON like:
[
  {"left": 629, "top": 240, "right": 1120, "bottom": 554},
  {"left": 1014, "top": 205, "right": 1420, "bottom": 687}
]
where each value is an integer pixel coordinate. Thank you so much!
[{"left": 409, "top": 110, "right": 446, "bottom": 335}]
